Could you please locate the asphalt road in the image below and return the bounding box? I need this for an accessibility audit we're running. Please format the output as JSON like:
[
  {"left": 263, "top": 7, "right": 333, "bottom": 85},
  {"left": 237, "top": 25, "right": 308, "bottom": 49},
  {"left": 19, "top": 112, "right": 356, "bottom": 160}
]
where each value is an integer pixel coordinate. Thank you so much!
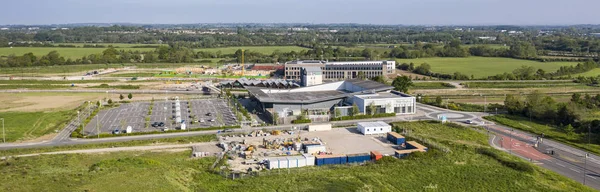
[{"left": 1, "top": 102, "right": 599, "bottom": 189}]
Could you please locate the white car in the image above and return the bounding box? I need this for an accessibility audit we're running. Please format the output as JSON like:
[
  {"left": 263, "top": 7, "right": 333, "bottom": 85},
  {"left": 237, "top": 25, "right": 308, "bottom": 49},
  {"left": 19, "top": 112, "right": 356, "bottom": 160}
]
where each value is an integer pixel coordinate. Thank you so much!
[
  {"left": 209, "top": 119, "right": 215, "bottom": 122},
  {"left": 199, "top": 119, "right": 205, "bottom": 123}
]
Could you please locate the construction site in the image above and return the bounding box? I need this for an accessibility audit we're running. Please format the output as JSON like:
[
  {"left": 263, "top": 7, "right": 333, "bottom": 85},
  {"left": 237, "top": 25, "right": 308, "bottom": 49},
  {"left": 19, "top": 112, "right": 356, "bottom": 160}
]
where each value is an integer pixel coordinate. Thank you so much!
[{"left": 216, "top": 122, "right": 428, "bottom": 174}]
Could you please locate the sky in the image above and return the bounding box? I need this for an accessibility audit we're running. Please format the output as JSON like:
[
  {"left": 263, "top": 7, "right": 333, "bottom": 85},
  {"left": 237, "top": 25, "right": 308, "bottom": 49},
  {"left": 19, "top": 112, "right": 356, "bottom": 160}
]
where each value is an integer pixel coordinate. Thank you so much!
[{"left": 1, "top": 0, "right": 598, "bottom": 25}]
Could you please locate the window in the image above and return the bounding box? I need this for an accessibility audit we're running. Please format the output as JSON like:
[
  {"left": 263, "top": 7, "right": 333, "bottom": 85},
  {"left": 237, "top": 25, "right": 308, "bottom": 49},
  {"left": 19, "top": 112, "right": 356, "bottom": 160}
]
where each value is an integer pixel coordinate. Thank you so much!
[{"left": 367, "top": 129, "right": 370, "bottom": 132}]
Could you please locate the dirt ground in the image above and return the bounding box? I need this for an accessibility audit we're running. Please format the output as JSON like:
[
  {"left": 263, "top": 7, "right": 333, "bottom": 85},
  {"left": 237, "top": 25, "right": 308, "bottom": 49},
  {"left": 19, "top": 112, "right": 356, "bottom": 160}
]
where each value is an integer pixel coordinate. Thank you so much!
[
  {"left": 0, "top": 92, "right": 205, "bottom": 112},
  {"left": 388, "top": 69, "right": 433, "bottom": 80}
]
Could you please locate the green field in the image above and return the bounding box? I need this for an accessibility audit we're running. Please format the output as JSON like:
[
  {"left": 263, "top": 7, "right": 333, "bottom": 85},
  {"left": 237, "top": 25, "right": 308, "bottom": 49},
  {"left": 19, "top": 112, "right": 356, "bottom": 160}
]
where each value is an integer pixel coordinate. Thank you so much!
[
  {"left": 0, "top": 110, "right": 75, "bottom": 142},
  {"left": 573, "top": 68, "right": 600, "bottom": 77},
  {"left": 0, "top": 121, "right": 590, "bottom": 191},
  {"left": 396, "top": 57, "right": 578, "bottom": 78},
  {"left": 461, "top": 81, "right": 583, "bottom": 88},
  {"left": 194, "top": 46, "right": 309, "bottom": 55},
  {"left": 55, "top": 43, "right": 163, "bottom": 48},
  {"left": 0, "top": 64, "right": 131, "bottom": 75},
  {"left": 412, "top": 82, "right": 456, "bottom": 89},
  {"left": 0, "top": 47, "right": 155, "bottom": 59}
]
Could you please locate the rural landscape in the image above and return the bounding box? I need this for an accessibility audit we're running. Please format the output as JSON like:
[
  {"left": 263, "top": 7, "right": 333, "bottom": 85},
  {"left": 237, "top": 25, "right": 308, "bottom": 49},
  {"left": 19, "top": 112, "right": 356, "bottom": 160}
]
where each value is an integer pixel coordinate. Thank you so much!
[{"left": 1, "top": 0, "right": 600, "bottom": 191}]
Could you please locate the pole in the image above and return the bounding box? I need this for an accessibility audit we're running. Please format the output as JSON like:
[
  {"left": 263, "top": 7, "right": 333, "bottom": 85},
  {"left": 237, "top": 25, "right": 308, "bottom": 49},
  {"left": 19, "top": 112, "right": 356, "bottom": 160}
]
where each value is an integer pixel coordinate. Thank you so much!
[
  {"left": 1, "top": 118, "right": 4, "bottom": 143},
  {"left": 585, "top": 125, "right": 591, "bottom": 184},
  {"left": 509, "top": 129, "right": 513, "bottom": 154},
  {"left": 484, "top": 96, "right": 487, "bottom": 113}
]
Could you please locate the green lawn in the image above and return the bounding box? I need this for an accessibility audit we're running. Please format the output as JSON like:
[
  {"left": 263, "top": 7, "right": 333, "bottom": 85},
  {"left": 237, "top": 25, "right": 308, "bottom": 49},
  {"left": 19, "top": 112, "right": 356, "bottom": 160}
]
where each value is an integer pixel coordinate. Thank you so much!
[
  {"left": 0, "top": 110, "right": 75, "bottom": 142},
  {"left": 55, "top": 43, "right": 163, "bottom": 48},
  {"left": 412, "top": 82, "right": 456, "bottom": 89},
  {"left": 396, "top": 57, "right": 578, "bottom": 78},
  {"left": 573, "top": 68, "right": 600, "bottom": 77},
  {"left": 0, "top": 121, "right": 592, "bottom": 191},
  {"left": 485, "top": 114, "right": 600, "bottom": 156},
  {"left": 461, "top": 81, "right": 583, "bottom": 88},
  {"left": 194, "top": 46, "right": 309, "bottom": 55},
  {"left": 0, "top": 47, "right": 155, "bottom": 59},
  {"left": 0, "top": 64, "right": 131, "bottom": 75}
]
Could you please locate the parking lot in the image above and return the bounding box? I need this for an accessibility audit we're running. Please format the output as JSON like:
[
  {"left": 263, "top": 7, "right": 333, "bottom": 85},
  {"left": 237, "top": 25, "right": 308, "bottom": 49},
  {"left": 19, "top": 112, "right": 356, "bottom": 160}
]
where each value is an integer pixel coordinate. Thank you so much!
[{"left": 84, "top": 99, "right": 238, "bottom": 135}]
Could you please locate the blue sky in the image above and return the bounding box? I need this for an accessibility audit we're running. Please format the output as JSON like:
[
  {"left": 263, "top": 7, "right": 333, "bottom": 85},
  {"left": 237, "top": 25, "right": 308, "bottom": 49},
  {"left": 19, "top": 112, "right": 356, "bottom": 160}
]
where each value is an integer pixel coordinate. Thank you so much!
[{"left": 1, "top": 0, "right": 597, "bottom": 25}]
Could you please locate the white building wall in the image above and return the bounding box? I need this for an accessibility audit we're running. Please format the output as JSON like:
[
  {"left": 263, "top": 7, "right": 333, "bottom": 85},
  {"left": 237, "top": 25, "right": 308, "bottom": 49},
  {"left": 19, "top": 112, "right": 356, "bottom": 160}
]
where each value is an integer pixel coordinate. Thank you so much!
[
  {"left": 357, "top": 124, "right": 392, "bottom": 135},
  {"left": 353, "top": 94, "right": 416, "bottom": 115}
]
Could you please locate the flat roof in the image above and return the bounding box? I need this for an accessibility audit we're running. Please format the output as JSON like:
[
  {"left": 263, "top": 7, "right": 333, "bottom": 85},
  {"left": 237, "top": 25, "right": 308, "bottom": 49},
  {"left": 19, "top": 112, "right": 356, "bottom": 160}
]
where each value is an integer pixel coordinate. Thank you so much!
[
  {"left": 354, "top": 91, "right": 413, "bottom": 99},
  {"left": 406, "top": 141, "right": 427, "bottom": 150},
  {"left": 357, "top": 121, "right": 390, "bottom": 128},
  {"left": 387, "top": 132, "right": 404, "bottom": 138},
  {"left": 247, "top": 87, "right": 347, "bottom": 104}
]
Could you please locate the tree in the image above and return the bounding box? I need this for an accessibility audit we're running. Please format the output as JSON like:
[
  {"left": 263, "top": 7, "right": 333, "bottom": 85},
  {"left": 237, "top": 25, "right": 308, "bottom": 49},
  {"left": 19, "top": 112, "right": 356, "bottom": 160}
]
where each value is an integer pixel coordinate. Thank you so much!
[
  {"left": 391, "top": 76, "right": 413, "bottom": 93},
  {"left": 351, "top": 103, "right": 360, "bottom": 116},
  {"left": 368, "top": 102, "right": 376, "bottom": 115},
  {"left": 413, "top": 63, "right": 431, "bottom": 75},
  {"left": 107, "top": 99, "right": 113, "bottom": 104},
  {"left": 357, "top": 71, "right": 366, "bottom": 80},
  {"left": 128, "top": 93, "right": 133, "bottom": 100},
  {"left": 435, "top": 96, "right": 443, "bottom": 106},
  {"left": 370, "top": 75, "right": 386, "bottom": 84},
  {"left": 272, "top": 112, "right": 279, "bottom": 125},
  {"left": 119, "top": 94, "right": 124, "bottom": 100},
  {"left": 335, "top": 108, "right": 341, "bottom": 117},
  {"left": 564, "top": 124, "right": 575, "bottom": 136},
  {"left": 96, "top": 101, "right": 101, "bottom": 107}
]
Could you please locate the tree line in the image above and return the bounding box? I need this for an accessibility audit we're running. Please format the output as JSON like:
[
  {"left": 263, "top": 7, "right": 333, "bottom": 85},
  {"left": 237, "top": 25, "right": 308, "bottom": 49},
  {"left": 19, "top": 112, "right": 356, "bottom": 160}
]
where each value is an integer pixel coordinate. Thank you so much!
[{"left": 504, "top": 91, "right": 600, "bottom": 134}]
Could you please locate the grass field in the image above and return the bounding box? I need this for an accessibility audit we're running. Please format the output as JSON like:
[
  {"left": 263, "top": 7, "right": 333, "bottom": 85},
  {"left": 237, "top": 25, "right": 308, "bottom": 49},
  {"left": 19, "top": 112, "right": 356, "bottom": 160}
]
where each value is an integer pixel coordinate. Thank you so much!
[
  {"left": 0, "top": 110, "right": 75, "bottom": 142},
  {"left": 461, "top": 81, "right": 582, "bottom": 88},
  {"left": 55, "top": 43, "right": 163, "bottom": 48},
  {"left": 194, "top": 46, "right": 309, "bottom": 55},
  {"left": 485, "top": 115, "right": 600, "bottom": 156},
  {"left": 0, "top": 80, "right": 117, "bottom": 84},
  {"left": 0, "top": 47, "right": 155, "bottom": 59},
  {"left": 0, "top": 64, "right": 130, "bottom": 75},
  {"left": 573, "top": 68, "right": 600, "bottom": 77},
  {"left": 412, "top": 82, "right": 456, "bottom": 89},
  {"left": 0, "top": 121, "right": 591, "bottom": 191},
  {"left": 395, "top": 57, "right": 578, "bottom": 78}
]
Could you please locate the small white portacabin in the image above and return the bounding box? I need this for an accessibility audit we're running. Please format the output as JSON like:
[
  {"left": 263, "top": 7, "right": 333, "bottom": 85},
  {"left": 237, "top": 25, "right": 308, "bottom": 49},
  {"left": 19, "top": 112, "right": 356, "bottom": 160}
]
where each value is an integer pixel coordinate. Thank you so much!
[{"left": 356, "top": 121, "right": 391, "bottom": 135}]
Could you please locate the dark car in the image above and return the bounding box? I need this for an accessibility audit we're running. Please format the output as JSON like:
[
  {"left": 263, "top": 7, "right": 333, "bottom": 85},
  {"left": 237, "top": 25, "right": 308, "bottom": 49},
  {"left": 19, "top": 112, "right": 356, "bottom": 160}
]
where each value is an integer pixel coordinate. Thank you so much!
[
  {"left": 158, "top": 122, "right": 165, "bottom": 127},
  {"left": 206, "top": 113, "right": 212, "bottom": 116},
  {"left": 223, "top": 128, "right": 234, "bottom": 133}
]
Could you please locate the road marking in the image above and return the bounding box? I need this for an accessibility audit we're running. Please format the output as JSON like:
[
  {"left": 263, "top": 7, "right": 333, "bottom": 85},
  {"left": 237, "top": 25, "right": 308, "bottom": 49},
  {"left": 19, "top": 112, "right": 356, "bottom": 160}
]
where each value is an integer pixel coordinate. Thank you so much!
[
  {"left": 587, "top": 175, "right": 597, "bottom": 180},
  {"left": 556, "top": 163, "right": 566, "bottom": 167},
  {"left": 569, "top": 168, "right": 581, "bottom": 173}
]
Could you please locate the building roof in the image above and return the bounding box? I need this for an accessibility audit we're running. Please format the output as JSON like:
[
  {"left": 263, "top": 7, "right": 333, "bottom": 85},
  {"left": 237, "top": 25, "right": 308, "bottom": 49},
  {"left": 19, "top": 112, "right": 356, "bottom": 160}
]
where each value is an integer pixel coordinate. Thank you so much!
[
  {"left": 357, "top": 121, "right": 391, "bottom": 128},
  {"left": 354, "top": 91, "right": 414, "bottom": 99},
  {"left": 246, "top": 79, "right": 394, "bottom": 104},
  {"left": 302, "top": 66, "right": 322, "bottom": 72}
]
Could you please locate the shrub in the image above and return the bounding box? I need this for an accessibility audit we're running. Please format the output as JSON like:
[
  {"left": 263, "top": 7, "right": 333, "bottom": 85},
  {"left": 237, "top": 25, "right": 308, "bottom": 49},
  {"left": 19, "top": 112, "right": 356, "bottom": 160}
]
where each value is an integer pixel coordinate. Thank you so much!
[
  {"left": 292, "top": 119, "right": 312, "bottom": 124},
  {"left": 477, "top": 148, "right": 534, "bottom": 173}
]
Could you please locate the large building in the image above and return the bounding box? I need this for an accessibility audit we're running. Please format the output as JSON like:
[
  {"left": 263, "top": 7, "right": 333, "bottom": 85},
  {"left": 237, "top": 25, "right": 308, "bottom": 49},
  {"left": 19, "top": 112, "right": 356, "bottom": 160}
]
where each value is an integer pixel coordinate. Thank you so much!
[
  {"left": 284, "top": 60, "right": 395, "bottom": 80},
  {"left": 301, "top": 67, "right": 323, "bottom": 86},
  {"left": 246, "top": 79, "right": 415, "bottom": 124}
]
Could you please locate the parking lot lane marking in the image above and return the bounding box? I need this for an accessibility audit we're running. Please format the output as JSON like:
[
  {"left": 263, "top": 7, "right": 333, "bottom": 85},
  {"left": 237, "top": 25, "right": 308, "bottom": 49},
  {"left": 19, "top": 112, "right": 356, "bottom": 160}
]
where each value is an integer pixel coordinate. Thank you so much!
[{"left": 569, "top": 168, "right": 581, "bottom": 173}]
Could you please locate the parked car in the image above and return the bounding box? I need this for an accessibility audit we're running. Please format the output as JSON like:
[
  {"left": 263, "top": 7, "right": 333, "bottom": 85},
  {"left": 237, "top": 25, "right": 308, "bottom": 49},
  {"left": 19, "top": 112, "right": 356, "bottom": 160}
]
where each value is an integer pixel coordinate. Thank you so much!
[
  {"left": 209, "top": 119, "right": 215, "bottom": 122},
  {"left": 158, "top": 122, "right": 165, "bottom": 127},
  {"left": 206, "top": 113, "right": 212, "bottom": 116},
  {"left": 199, "top": 119, "right": 205, "bottom": 123},
  {"left": 112, "top": 129, "right": 120, "bottom": 134},
  {"left": 465, "top": 120, "right": 473, "bottom": 124}
]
